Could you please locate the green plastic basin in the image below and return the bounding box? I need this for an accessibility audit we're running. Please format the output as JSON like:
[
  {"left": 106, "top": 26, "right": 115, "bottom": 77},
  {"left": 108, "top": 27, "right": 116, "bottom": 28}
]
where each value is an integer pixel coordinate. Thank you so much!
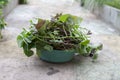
[{"left": 40, "top": 50, "right": 75, "bottom": 63}]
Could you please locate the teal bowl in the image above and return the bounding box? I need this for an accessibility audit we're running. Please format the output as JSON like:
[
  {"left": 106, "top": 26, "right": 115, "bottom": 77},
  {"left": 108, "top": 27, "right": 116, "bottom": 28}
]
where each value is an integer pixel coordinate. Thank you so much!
[{"left": 40, "top": 50, "right": 75, "bottom": 63}]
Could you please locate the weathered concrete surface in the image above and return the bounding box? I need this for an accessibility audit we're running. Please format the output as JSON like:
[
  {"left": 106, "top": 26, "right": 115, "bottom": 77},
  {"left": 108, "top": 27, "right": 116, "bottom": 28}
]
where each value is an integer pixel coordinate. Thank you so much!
[
  {"left": 0, "top": 0, "right": 120, "bottom": 80},
  {"left": 76, "top": 35, "right": 120, "bottom": 80},
  {"left": 2, "top": 0, "right": 18, "bottom": 17}
]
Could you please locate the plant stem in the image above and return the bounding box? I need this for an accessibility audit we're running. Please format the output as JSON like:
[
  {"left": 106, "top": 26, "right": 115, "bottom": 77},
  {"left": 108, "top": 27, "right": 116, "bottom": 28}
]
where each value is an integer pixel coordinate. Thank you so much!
[
  {"left": 0, "top": 30, "right": 2, "bottom": 39},
  {"left": 63, "top": 25, "right": 68, "bottom": 36},
  {"left": 36, "top": 37, "right": 50, "bottom": 44},
  {"left": 37, "top": 35, "right": 84, "bottom": 39}
]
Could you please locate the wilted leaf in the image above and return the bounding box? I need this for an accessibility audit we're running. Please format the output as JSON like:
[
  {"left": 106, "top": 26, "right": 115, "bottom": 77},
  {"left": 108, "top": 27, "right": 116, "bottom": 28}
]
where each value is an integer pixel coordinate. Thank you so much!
[{"left": 35, "top": 19, "right": 46, "bottom": 30}]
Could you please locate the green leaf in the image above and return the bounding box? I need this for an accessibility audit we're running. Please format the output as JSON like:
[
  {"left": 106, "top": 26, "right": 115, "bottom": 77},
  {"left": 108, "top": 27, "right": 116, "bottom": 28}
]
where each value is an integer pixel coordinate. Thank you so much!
[
  {"left": 81, "top": 40, "right": 90, "bottom": 45},
  {"left": 27, "top": 50, "right": 34, "bottom": 57},
  {"left": 49, "top": 33, "right": 55, "bottom": 40},
  {"left": 53, "top": 30, "right": 59, "bottom": 35},
  {"left": 17, "top": 35, "right": 24, "bottom": 47},
  {"left": 78, "top": 45, "right": 86, "bottom": 54},
  {"left": 23, "top": 43, "right": 34, "bottom": 57},
  {"left": 24, "top": 37, "right": 32, "bottom": 43},
  {"left": 97, "top": 44, "right": 103, "bottom": 50},
  {"left": 59, "top": 14, "right": 69, "bottom": 22},
  {"left": 36, "top": 41, "right": 44, "bottom": 47},
  {"left": 36, "top": 49, "right": 41, "bottom": 57},
  {"left": 0, "top": 18, "right": 6, "bottom": 30},
  {"left": 86, "top": 46, "right": 92, "bottom": 53},
  {"left": 71, "top": 15, "right": 83, "bottom": 24},
  {"left": 44, "top": 45, "right": 53, "bottom": 51}
]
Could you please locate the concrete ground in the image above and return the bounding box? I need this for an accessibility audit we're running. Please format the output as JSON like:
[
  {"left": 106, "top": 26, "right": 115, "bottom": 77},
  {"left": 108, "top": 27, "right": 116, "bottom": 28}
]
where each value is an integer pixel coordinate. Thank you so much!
[{"left": 0, "top": 0, "right": 120, "bottom": 80}]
